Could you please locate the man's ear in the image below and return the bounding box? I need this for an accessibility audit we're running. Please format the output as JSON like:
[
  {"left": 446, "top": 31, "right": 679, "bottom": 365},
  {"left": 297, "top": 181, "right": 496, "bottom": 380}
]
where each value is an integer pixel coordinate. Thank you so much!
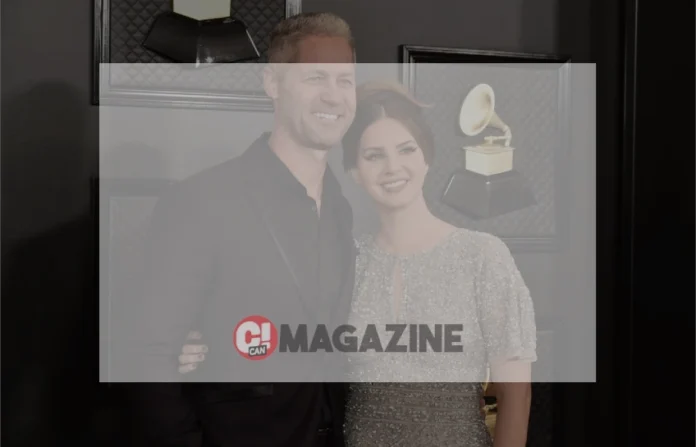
[{"left": 262, "top": 64, "right": 280, "bottom": 100}]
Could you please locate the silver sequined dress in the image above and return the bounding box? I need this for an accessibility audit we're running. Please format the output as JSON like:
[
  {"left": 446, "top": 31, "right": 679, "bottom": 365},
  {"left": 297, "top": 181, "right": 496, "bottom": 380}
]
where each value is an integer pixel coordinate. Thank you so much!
[{"left": 343, "top": 229, "right": 537, "bottom": 447}]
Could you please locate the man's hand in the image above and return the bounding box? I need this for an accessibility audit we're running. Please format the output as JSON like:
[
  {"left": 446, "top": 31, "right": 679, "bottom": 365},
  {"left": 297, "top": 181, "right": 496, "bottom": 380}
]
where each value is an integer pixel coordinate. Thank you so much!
[{"left": 178, "top": 331, "right": 208, "bottom": 374}]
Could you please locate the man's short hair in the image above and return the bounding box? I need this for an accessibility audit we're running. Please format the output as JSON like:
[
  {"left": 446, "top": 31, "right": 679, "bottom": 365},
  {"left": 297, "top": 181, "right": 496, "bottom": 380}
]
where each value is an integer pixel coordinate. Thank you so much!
[{"left": 268, "top": 12, "right": 355, "bottom": 63}]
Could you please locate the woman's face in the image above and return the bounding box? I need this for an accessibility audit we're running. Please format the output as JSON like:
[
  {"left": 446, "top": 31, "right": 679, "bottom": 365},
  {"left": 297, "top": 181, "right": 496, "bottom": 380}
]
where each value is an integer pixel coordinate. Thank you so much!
[{"left": 351, "top": 117, "right": 429, "bottom": 210}]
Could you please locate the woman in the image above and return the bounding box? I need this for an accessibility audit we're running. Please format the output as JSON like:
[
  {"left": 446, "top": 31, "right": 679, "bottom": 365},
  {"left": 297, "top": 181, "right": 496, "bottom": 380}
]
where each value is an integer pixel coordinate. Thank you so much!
[{"left": 179, "top": 81, "right": 537, "bottom": 446}]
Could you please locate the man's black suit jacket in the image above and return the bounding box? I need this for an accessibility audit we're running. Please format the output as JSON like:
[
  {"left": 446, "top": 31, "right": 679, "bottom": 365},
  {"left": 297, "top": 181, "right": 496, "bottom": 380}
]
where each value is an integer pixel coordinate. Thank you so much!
[{"left": 129, "top": 134, "right": 356, "bottom": 447}]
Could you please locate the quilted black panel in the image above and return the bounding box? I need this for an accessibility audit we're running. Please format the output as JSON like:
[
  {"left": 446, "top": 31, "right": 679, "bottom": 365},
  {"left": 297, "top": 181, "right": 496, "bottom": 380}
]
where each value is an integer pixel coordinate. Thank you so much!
[
  {"left": 108, "top": 0, "right": 288, "bottom": 92},
  {"left": 110, "top": 0, "right": 170, "bottom": 64},
  {"left": 411, "top": 63, "right": 562, "bottom": 237}
]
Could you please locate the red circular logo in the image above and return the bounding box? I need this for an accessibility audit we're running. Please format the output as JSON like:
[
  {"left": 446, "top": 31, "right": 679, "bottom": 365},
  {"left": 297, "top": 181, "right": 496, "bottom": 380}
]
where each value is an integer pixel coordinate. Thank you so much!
[{"left": 233, "top": 315, "right": 278, "bottom": 360}]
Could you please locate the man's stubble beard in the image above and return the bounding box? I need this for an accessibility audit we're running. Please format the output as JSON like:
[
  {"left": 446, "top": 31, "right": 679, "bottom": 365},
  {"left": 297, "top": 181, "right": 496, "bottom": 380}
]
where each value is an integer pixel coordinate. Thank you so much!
[
  {"left": 276, "top": 96, "right": 350, "bottom": 152},
  {"left": 293, "top": 116, "right": 344, "bottom": 152}
]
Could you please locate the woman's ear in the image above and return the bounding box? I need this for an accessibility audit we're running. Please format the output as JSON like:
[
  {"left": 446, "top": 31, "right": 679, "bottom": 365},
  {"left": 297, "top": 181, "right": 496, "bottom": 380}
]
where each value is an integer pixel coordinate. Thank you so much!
[{"left": 262, "top": 64, "right": 280, "bottom": 100}]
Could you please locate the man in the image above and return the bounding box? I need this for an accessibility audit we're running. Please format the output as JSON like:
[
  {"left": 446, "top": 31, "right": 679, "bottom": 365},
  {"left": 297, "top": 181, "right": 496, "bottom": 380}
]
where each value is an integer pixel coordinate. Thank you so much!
[{"left": 130, "top": 12, "right": 357, "bottom": 447}]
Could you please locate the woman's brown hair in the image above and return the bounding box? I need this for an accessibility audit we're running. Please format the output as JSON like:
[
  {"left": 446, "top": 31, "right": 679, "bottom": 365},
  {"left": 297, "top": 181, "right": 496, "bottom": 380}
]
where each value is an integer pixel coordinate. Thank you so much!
[{"left": 342, "top": 81, "right": 435, "bottom": 170}]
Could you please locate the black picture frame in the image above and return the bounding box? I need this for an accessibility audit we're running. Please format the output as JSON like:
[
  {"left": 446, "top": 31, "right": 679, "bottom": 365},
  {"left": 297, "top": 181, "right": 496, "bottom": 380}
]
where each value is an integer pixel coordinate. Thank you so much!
[
  {"left": 399, "top": 45, "right": 572, "bottom": 253},
  {"left": 92, "top": 0, "right": 302, "bottom": 111}
]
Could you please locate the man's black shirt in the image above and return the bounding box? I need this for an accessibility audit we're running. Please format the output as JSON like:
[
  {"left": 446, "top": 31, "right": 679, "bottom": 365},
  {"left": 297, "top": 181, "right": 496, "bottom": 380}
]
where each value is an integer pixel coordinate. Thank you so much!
[
  {"left": 248, "top": 134, "right": 346, "bottom": 425},
  {"left": 131, "top": 132, "right": 355, "bottom": 447},
  {"left": 251, "top": 133, "right": 346, "bottom": 328}
]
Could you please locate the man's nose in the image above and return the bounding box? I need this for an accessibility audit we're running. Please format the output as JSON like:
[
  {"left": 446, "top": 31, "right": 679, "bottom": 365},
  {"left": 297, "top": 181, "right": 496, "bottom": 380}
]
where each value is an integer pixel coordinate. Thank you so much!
[{"left": 320, "top": 81, "right": 341, "bottom": 104}]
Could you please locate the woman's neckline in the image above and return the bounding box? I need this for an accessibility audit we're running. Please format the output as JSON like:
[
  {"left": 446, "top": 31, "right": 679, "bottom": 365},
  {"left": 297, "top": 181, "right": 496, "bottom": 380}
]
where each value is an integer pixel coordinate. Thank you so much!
[{"left": 367, "top": 227, "right": 462, "bottom": 260}]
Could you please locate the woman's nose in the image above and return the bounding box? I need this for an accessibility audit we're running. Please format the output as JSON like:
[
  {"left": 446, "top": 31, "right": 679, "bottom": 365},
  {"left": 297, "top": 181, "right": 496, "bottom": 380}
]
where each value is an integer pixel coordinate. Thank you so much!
[{"left": 383, "top": 154, "right": 400, "bottom": 173}]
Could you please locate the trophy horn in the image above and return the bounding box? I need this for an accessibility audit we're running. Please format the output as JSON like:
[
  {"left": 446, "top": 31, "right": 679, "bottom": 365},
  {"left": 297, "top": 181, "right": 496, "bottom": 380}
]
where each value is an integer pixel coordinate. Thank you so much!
[{"left": 459, "top": 83, "right": 511, "bottom": 146}]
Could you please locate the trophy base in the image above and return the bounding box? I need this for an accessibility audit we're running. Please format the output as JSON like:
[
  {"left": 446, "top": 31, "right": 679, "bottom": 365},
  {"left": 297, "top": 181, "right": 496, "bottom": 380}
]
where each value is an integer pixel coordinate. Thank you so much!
[
  {"left": 143, "top": 12, "right": 260, "bottom": 64},
  {"left": 442, "top": 169, "right": 536, "bottom": 219},
  {"left": 465, "top": 144, "right": 514, "bottom": 176}
]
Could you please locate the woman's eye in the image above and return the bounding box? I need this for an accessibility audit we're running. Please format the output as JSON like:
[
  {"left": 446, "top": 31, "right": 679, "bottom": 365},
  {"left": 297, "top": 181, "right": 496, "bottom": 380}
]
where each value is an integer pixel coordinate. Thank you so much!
[
  {"left": 364, "top": 153, "right": 382, "bottom": 161},
  {"left": 400, "top": 146, "right": 417, "bottom": 154}
]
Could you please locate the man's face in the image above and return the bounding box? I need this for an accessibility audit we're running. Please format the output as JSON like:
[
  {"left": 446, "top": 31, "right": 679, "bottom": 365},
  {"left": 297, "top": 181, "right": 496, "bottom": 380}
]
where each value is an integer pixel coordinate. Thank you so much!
[{"left": 269, "top": 36, "right": 357, "bottom": 151}]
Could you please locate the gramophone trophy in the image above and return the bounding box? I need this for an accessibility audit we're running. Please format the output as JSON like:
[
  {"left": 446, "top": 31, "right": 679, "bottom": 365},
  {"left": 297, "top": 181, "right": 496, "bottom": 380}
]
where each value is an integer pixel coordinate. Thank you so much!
[{"left": 442, "top": 83, "right": 536, "bottom": 219}]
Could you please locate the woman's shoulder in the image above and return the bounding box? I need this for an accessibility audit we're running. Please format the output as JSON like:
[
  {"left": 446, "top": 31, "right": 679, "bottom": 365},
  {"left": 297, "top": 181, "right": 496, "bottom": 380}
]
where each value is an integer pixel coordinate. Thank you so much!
[
  {"left": 447, "top": 227, "right": 499, "bottom": 247},
  {"left": 351, "top": 228, "right": 511, "bottom": 257},
  {"left": 448, "top": 228, "right": 514, "bottom": 262}
]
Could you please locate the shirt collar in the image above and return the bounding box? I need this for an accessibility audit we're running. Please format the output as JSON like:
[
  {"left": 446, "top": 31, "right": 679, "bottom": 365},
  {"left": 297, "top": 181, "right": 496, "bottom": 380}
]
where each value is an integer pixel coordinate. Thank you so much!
[{"left": 242, "top": 132, "right": 344, "bottom": 205}]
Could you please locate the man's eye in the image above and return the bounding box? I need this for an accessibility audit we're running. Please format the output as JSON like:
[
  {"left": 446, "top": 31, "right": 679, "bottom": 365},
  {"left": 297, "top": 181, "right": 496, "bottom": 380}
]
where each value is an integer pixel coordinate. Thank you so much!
[{"left": 339, "top": 79, "right": 354, "bottom": 87}]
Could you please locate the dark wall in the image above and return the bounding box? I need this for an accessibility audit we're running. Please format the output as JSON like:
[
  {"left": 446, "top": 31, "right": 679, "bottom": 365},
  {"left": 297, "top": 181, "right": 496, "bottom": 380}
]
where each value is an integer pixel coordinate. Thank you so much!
[
  {"left": 305, "top": 0, "right": 558, "bottom": 60},
  {"left": 621, "top": 0, "right": 694, "bottom": 445},
  {"left": 2, "top": 0, "right": 101, "bottom": 445},
  {"left": 2, "top": 0, "right": 568, "bottom": 445},
  {"left": 2, "top": 0, "right": 99, "bottom": 243}
]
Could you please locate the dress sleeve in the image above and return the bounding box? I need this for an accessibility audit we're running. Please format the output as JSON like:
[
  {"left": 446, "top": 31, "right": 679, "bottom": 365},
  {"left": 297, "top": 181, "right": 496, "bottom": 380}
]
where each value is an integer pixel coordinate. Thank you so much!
[{"left": 475, "top": 233, "right": 537, "bottom": 364}]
